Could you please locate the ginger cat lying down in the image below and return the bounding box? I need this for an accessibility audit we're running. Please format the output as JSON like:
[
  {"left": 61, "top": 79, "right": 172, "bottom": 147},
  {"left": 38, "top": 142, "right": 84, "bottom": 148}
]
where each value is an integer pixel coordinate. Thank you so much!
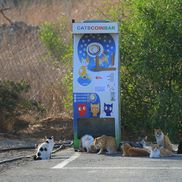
[
  {"left": 121, "top": 143, "right": 150, "bottom": 157},
  {"left": 94, "top": 135, "right": 117, "bottom": 155}
]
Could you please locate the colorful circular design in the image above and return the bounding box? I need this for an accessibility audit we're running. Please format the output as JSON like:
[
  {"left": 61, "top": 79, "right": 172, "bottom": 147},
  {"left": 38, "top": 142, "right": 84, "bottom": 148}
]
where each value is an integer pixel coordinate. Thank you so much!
[
  {"left": 86, "top": 42, "right": 103, "bottom": 57},
  {"left": 78, "top": 34, "right": 116, "bottom": 71}
]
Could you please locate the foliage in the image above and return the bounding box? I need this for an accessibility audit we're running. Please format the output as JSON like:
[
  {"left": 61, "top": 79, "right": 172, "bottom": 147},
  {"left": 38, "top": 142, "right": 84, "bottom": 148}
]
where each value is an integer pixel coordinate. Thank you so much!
[
  {"left": 38, "top": 0, "right": 182, "bottom": 141},
  {"left": 117, "top": 0, "right": 182, "bottom": 141},
  {"left": 0, "top": 80, "right": 45, "bottom": 123},
  {"left": 39, "top": 17, "right": 72, "bottom": 65},
  {"left": 39, "top": 17, "right": 73, "bottom": 113},
  {"left": 97, "top": 0, "right": 182, "bottom": 141},
  {"left": 62, "top": 71, "right": 73, "bottom": 114}
]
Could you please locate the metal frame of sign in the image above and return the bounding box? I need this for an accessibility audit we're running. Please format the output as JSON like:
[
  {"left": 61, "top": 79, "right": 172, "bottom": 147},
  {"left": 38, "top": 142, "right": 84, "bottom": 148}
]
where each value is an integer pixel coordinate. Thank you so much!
[{"left": 72, "top": 21, "right": 121, "bottom": 149}]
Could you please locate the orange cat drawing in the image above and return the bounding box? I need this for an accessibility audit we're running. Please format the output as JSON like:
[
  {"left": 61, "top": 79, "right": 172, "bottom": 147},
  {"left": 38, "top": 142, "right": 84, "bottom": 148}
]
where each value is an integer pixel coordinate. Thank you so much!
[{"left": 91, "top": 103, "right": 99, "bottom": 117}]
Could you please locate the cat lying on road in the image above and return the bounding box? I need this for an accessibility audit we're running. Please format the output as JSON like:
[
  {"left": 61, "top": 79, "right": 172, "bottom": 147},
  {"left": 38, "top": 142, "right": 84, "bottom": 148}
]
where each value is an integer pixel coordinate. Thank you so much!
[
  {"left": 149, "top": 144, "right": 182, "bottom": 158},
  {"left": 121, "top": 143, "right": 150, "bottom": 157}
]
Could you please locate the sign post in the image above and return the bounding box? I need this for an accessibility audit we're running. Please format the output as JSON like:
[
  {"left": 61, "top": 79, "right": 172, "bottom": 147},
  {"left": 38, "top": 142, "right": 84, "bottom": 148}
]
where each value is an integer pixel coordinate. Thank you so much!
[{"left": 72, "top": 20, "right": 121, "bottom": 149}]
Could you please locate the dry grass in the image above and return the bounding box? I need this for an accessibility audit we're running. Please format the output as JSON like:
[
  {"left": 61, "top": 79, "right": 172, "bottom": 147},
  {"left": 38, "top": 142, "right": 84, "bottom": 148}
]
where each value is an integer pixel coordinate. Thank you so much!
[
  {"left": 0, "top": 0, "right": 122, "bottom": 135},
  {"left": 0, "top": 22, "right": 68, "bottom": 119}
]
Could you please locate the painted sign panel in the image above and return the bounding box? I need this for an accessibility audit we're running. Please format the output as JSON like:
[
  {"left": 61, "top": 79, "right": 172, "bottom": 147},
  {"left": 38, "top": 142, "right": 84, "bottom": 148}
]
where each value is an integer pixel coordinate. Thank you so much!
[
  {"left": 73, "top": 21, "right": 121, "bottom": 149},
  {"left": 73, "top": 22, "right": 119, "bottom": 34}
]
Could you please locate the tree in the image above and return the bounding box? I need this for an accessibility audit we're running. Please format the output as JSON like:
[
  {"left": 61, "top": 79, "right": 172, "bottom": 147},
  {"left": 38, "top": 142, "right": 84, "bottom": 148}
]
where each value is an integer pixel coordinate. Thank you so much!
[
  {"left": 118, "top": 0, "right": 182, "bottom": 140},
  {"left": 98, "top": 0, "right": 182, "bottom": 140}
]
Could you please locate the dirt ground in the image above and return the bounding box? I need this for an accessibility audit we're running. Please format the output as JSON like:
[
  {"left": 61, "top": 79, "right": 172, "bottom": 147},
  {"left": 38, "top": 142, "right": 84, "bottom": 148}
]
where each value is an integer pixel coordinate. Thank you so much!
[{"left": 0, "top": 116, "right": 73, "bottom": 173}]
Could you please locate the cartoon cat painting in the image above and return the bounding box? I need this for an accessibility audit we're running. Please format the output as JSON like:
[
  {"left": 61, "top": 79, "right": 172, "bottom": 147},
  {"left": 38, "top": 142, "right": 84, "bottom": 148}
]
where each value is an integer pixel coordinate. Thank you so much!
[
  {"left": 78, "top": 104, "right": 87, "bottom": 117},
  {"left": 91, "top": 103, "right": 100, "bottom": 117},
  {"left": 104, "top": 103, "right": 113, "bottom": 116}
]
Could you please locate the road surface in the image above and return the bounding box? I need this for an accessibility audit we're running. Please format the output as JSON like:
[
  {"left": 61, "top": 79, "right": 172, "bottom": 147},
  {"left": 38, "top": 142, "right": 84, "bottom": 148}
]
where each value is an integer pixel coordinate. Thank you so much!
[{"left": 1, "top": 148, "right": 182, "bottom": 182}]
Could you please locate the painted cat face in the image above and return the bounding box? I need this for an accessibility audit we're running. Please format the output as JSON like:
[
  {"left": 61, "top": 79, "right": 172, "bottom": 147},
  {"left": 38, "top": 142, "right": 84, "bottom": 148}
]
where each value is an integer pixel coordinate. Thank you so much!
[
  {"left": 78, "top": 104, "right": 87, "bottom": 117},
  {"left": 91, "top": 103, "right": 100, "bottom": 117},
  {"left": 104, "top": 103, "right": 113, "bottom": 116}
]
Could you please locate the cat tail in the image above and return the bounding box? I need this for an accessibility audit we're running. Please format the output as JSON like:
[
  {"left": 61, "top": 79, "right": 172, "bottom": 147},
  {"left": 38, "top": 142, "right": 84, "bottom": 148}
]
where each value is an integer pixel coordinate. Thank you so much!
[
  {"left": 118, "top": 142, "right": 123, "bottom": 152},
  {"left": 171, "top": 153, "right": 182, "bottom": 157},
  {"left": 33, "top": 155, "right": 42, "bottom": 160},
  {"left": 172, "top": 149, "right": 178, "bottom": 153},
  {"left": 78, "top": 140, "right": 84, "bottom": 152}
]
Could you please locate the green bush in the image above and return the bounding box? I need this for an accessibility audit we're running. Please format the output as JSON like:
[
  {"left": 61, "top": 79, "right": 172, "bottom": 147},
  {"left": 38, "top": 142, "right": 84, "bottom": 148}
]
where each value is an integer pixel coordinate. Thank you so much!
[
  {"left": 0, "top": 80, "right": 45, "bottom": 129},
  {"left": 98, "top": 0, "right": 182, "bottom": 141},
  {"left": 39, "top": 18, "right": 73, "bottom": 114}
]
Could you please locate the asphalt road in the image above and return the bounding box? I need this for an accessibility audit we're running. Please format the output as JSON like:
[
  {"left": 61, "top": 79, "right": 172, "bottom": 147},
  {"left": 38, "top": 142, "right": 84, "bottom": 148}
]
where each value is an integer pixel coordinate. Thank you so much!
[{"left": 1, "top": 148, "right": 182, "bottom": 182}]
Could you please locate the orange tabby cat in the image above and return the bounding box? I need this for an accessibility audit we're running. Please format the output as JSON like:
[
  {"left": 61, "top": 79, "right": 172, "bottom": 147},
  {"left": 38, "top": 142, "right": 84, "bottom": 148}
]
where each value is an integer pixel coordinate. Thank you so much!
[
  {"left": 154, "top": 129, "right": 173, "bottom": 151},
  {"left": 121, "top": 143, "right": 150, "bottom": 157},
  {"left": 94, "top": 135, "right": 117, "bottom": 155}
]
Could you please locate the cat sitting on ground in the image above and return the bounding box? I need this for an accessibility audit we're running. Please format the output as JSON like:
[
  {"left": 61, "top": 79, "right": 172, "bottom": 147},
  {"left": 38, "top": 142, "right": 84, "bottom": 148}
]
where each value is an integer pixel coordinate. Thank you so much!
[
  {"left": 121, "top": 143, "right": 150, "bottom": 157},
  {"left": 79, "top": 134, "right": 97, "bottom": 153},
  {"left": 154, "top": 128, "right": 173, "bottom": 151},
  {"left": 94, "top": 135, "right": 117, "bottom": 155},
  {"left": 34, "top": 136, "right": 54, "bottom": 160},
  {"left": 150, "top": 144, "right": 173, "bottom": 158}
]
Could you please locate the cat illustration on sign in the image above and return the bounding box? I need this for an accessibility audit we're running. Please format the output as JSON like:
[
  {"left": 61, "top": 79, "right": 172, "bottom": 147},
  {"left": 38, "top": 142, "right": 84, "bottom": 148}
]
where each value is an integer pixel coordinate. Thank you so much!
[
  {"left": 91, "top": 103, "right": 100, "bottom": 117},
  {"left": 78, "top": 104, "right": 87, "bottom": 117},
  {"left": 77, "top": 58, "right": 91, "bottom": 86},
  {"left": 104, "top": 103, "right": 113, "bottom": 116}
]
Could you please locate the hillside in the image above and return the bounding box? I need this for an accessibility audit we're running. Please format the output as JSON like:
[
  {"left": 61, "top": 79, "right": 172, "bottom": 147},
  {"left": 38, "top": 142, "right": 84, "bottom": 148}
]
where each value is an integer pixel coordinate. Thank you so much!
[
  {"left": 0, "top": 0, "right": 111, "bottom": 25},
  {"left": 0, "top": 0, "right": 120, "bottom": 136}
]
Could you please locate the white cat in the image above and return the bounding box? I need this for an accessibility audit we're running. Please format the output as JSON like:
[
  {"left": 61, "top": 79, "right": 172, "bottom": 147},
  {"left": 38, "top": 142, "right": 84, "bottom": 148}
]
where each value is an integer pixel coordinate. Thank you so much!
[
  {"left": 150, "top": 144, "right": 176, "bottom": 158},
  {"left": 80, "top": 134, "right": 96, "bottom": 153},
  {"left": 150, "top": 144, "right": 160, "bottom": 158},
  {"left": 34, "top": 136, "right": 54, "bottom": 160}
]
